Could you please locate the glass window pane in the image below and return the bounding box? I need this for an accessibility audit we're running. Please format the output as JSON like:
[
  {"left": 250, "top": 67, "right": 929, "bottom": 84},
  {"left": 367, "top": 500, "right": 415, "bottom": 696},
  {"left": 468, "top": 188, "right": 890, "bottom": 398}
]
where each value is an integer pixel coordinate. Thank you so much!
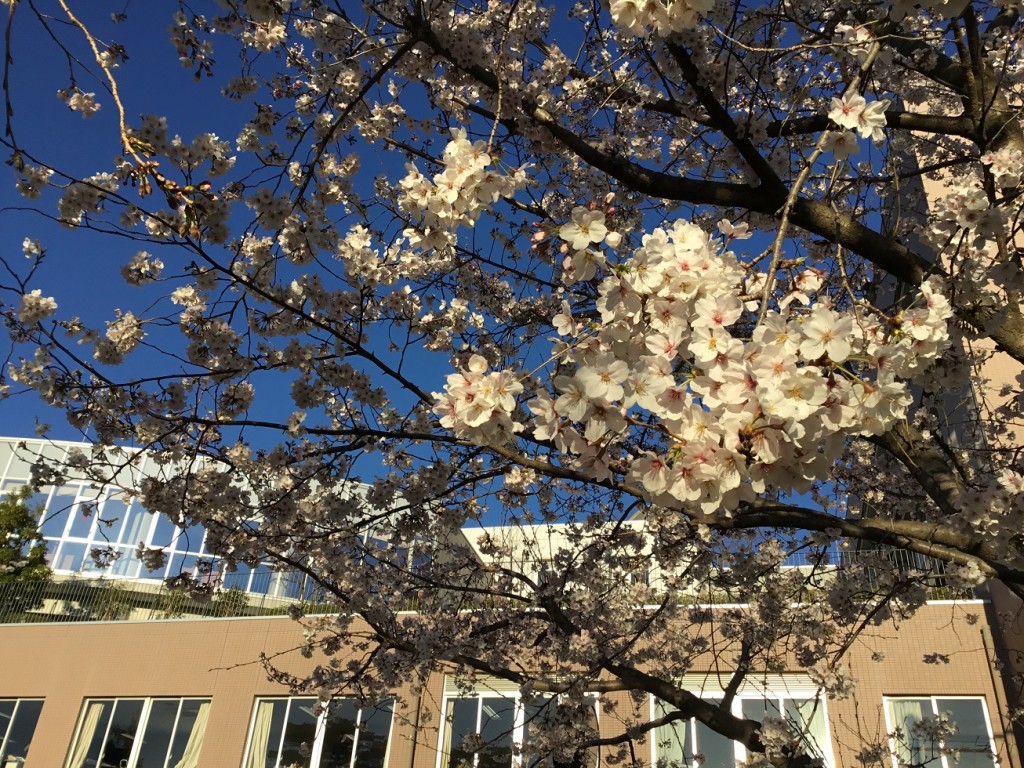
[
  {"left": 445, "top": 698, "right": 481, "bottom": 768},
  {"left": 354, "top": 700, "right": 395, "bottom": 768},
  {"left": 320, "top": 699, "right": 359, "bottom": 768},
  {"left": 54, "top": 541, "right": 88, "bottom": 573},
  {"left": 741, "top": 698, "right": 780, "bottom": 722},
  {"left": 279, "top": 698, "right": 318, "bottom": 768},
  {"left": 96, "top": 699, "right": 145, "bottom": 768},
  {"left": 151, "top": 515, "right": 179, "bottom": 549},
  {"left": 167, "top": 699, "right": 210, "bottom": 768},
  {"left": 694, "top": 701, "right": 733, "bottom": 768},
  {"left": 98, "top": 495, "right": 129, "bottom": 544},
  {"left": 477, "top": 697, "right": 516, "bottom": 768},
  {"left": 136, "top": 699, "right": 180, "bottom": 767},
  {"left": 68, "top": 497, "right": 97, "bottom": 539},
  {"left": 653, "top": 701, "right": 690, "bottom": 767},
  {"left": 38, "top": 487, "right": 71, "bottom": 538},
  {"left": 245, "top": 699, "right": 287, "bottom": 768},
  {"left": 785, "top": 699, "right": 827, "bottom": 757},
  {"left": 176, "top": 523, "right": 205, "bottom": 553},
  {"left": 121, "top": 505, "right": 154, "bottom": 547},
  {"left": 223, "top": 563, "right": 253, "bottom": 591},
  {"left": 935, "top": 700, "right": 997, "bottom": 768},
  {"left": 0, "top": 700, "right": 14, "bottom": 734},
  {"left": 0, "top": 699, "right": 43, "bottom": 763},
  {"left": 889, "top": 699, "right": 937, "bottom": 768},
  {"left": 69, "top": 700, "right": 115, "bottom": 768}
]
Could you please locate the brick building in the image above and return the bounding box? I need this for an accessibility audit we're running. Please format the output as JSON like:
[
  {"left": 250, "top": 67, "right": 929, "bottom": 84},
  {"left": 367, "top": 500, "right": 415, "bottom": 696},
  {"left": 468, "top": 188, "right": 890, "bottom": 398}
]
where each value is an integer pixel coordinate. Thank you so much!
[{"left": 0, "top": 436, "right": 1019, "bottom": 768}]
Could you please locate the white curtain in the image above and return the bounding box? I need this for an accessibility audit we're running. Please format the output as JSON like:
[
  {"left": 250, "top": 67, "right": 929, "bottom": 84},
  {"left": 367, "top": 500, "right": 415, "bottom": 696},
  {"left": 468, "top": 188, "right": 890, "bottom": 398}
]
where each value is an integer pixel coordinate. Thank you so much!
[
  {"left": 890, "top": 699, "right": 930, "bottom": 768},
  {"left": 173, "top": 701, "right": 211, "bottom": 768},
  {"left": 245, "top": 701, "right": 277, "bottom": 768},
  {"left": 67, "top": 702, "right": 106, "bottom": 768}
]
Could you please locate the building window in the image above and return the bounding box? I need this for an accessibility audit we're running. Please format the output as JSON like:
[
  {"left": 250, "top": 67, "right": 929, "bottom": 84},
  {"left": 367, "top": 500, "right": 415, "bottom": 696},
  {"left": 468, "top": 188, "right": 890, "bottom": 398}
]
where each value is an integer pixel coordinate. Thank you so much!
[
  {"left": 243, "top": 697, "right": 394, "bottom": 768},
  {"left": 66, "top": 697, "right": 210, "bottom": 768},
  {"left": 654, "top": 693, "right": 830, "bottom": 768},
  {"left": 439, "top": 685, "right": 599, "bottom": 768},
  {"left": 0, "top": 699, "right": 43, "bottom": 766},
  {"left": 886, "top": 697, "right": 998, "bottom": 768}
]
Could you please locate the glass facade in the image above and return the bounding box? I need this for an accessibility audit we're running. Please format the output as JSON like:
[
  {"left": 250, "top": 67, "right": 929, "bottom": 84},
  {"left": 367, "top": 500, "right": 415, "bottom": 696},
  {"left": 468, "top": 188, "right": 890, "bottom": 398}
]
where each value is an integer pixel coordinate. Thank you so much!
[
  {"left": 0, "top": 438, "right": 311, "bottom": 599},
  {"left": 0, "top": 698, "right": 43, "bottom": 766},
  {"left": 66, "top": 697, "right": 210, "bottom": 768},
  {"left": 243, "top": 697, "right": 394, "bottom": 768}
]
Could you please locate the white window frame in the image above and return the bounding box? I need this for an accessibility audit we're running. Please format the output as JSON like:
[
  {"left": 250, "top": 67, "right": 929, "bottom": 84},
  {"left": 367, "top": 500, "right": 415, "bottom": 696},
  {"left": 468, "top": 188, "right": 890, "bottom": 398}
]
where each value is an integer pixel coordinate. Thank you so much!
[
  {"left": 436, "top": 679, "right": 600, "bottom": 768},
  {"left": 650, "top": 681, "right": 835, "bottom": 768},
  {"left": 66, "top": 696, "right": 210, "bottom": 768},
  {"left": 241, "top": 696, "right": 395, "bottom": 768},
  {"left": 883, "top": 695, "right": 999, "bottom": 768}
]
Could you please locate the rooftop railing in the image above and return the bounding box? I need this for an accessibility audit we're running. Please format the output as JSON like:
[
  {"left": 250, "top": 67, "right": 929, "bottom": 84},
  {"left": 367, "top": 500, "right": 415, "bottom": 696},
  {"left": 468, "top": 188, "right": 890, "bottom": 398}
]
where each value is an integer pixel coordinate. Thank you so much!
[
  {"left": 0, "top": 577, "right": 337, "bottom": 625},
  {"left": 0, "top": 546, "right": 979, "bottom": 626}
]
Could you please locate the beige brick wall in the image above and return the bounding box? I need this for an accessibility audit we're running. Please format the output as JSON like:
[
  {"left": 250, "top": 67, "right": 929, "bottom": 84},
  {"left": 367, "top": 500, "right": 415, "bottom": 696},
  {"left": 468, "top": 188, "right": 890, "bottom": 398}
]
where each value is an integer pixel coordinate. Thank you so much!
[{"left": 0, "top": 602, "right": 1014, "bottom": 768}]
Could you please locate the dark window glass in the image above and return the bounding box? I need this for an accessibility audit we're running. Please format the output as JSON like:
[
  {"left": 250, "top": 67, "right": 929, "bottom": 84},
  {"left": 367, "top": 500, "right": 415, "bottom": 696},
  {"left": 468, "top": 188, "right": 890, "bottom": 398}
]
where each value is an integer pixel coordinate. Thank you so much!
[
  {"left": 741, "top": 698, "right": 781, "bottom": 722},
  {"left": 246, "top": 697, "right": 393, "bottom": 768},
  {"left": 278, "top": 698, "right": 318, "bottom": 768},
  {"left": 68, "top": 698, "right": 208, "bottom": 768},
  {"left": 135, "top": 700, "right": 179, "bottom": 767},
  {"left": 252, "top": 699, "right": 288, "bottom": 768},
  {"left": 97, "top": 699, "right": 145, "bottom": 768},
  {"left": 73, "top": 699, "right": 114, "bottom": 768},
  {"left": 354, "top": 700, "right": 394, "bottom": 768},
  {"left": 446, "top": 698, "right": 481, "bottom": 768},
  {"left": 0, "top": 699, "right": 43, "bottom": 763},
  {"left": 477, "top": 697, "right": 516, "bottom": 768},
  {"left": 320, "top": 699, "right": 359, "bottom": 768},
  {"left": 166, "top": 698, "right": 208, "bottom": 766}
]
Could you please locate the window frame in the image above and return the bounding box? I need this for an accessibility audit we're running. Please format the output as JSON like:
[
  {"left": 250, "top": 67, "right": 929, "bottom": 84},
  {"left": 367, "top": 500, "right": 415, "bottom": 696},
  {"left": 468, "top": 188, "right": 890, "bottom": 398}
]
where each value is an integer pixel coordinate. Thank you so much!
[
  {"left": 65, "top": 696, "right": 210, "bottom": 768},
  {"left": 883, "top": 695, "right": 999, "bottom": 768},
  {"left": 650, "top": 688, "right": 834, "bottom": 768},
  {"left": 0, "top": 697, "right": 44, "bottom": 765},
  {"left": 241, "top": 695, "right": 396, "bottom": 768}
]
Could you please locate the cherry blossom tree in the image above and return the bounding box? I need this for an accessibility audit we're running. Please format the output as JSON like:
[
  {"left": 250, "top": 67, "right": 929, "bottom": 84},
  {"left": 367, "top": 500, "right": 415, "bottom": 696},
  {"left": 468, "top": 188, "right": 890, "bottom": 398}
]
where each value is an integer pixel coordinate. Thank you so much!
[{"left": 2, "top": 0, "right": 1024, "bottom": 765}]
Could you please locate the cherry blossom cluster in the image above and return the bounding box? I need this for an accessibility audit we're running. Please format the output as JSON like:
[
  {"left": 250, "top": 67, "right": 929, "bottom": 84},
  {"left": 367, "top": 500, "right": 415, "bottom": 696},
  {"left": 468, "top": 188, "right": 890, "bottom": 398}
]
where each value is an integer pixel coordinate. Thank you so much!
[
  {"left": 440, "top": 219, "right": 952, "bottom": 514},
  {"left": 17, "top": 290, "right": 58, "bottom": 326},
  {"left": 827, "top": 92, "right": 890, "bottom": 143},
  {"left": 433, "top": 354, "right": 525, "bottom": 445},
  {"left": 57, "top": 88, "right": 101, "bottom": 118},
  {"left": 980, "top": 147, "right": 1024, "bottom": 189},
  {"left": 928, "top": 183, "right": 1001, "bottom": 238},
  {"left": 609, "top": 0, "right": 716, "bottom": 35},
  {"left": 56, "top": 173, "right": 119, "bottom": 227},
  {"left": 397, "top": 130, "right": 528, "bottom": 254}
]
